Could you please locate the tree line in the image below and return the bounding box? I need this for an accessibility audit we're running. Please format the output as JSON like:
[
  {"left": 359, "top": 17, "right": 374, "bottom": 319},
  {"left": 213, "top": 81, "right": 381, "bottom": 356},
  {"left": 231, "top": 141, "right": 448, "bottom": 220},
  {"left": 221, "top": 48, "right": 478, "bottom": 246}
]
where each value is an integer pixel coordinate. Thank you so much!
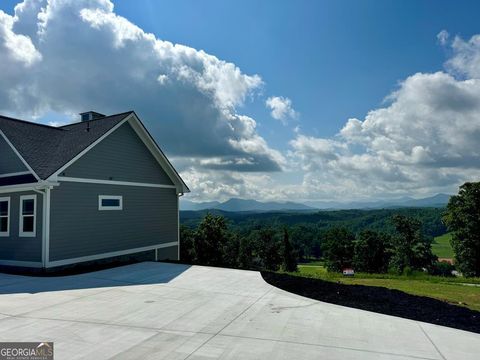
[
  {"left": 321, "top": 215, "right": 438, "bottom": 274},
  {"left": 180, "top": 214, "right": 298, "bottom": 272},
  {"left": 180, "top": 213, "right": 441, "bottom": 275}
]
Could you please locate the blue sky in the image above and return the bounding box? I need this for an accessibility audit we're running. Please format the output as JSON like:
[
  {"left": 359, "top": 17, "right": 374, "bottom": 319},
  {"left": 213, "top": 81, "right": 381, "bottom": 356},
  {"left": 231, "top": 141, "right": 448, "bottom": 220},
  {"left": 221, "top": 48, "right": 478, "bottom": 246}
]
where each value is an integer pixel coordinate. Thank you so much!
[
  {"left": 1, "top": 0, "right": 480, "bottom": 202},
  {"left": 114, "top": 0, "right": 478, "bottom": 142}
]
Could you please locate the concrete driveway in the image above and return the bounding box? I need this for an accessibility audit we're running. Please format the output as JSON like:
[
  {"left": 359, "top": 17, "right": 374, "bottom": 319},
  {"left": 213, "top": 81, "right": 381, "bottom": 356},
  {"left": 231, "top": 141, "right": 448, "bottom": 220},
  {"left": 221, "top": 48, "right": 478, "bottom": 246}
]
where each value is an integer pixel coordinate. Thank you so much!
[{"left": 0, "top": 262, "right": 478, "bottom": 359}]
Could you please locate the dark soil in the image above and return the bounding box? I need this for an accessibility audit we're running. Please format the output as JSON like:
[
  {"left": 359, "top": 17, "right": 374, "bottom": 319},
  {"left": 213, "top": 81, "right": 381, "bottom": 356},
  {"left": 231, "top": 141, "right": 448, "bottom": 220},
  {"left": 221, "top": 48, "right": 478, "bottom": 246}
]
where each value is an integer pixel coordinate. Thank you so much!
[{"left": 261, "top": 271, "right": 480, "bottom": 334}]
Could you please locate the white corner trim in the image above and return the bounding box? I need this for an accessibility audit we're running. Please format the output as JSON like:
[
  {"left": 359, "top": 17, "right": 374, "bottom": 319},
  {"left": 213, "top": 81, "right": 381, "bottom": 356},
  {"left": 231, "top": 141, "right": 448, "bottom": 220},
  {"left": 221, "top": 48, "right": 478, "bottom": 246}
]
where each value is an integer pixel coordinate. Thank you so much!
[
  {"left": 35, "top": 187, "right": 51, "bottom": 267},
  {"left": 0, "top": 171, "right": 31, "bottom": 179},
  {"left": 0, "top": 260, "right": 43, "bottom": 268},
  {"left": 177, "top": 193, "right": 181, "bottom": 261},
  {"left": 58, "top": 176, "right": 177, "bottom": 189},
  {"left": 0, "top": 196, "right": 10, "bottom": 237},
  {"left": 0, "top": 130, "right": 40, "bottom": 181},
  {"left": 47, "top": 242, "right": 179, "bottom": 268},
  {"left": 98, "top": 195, "right": 123, "bottom": 211},
  {"left": 47, "top": 113, "right": 134, "bottom": 179},
  {"left": 19, "top": 194, "right": 37, "bottom": 238}
]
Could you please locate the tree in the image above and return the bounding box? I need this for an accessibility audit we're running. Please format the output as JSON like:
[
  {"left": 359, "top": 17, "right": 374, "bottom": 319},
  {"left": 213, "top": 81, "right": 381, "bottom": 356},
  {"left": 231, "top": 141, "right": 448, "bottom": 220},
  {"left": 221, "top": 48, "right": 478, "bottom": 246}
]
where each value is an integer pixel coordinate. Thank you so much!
[
  {"left": 238, "top": 236, "right": 254, "bottom": 269},
  {"left": 312, "top": 239, "right": 322, "bottom": 259},
  {"left": 256, "top": 227, "right": 282, "bottom": 271},
  {"left": 282, "top": 228, "right": 298, "bottom": 272},
  {"left": 193, "top": 213, "right": 229, "bottom": 266},
  {"left": 353, "top": 230, "right": 391, "bottom": 273},
  {"left": 290, "top": 224, "right": 315, "bottom": 261},
  {"left": 322, "top": 227, "right": 355, "bottom": 272},
  {"left": 223, "top": 233, "right": 241, "bottom": 268},
  {"left": 390, "top": 215, "right": 436, "bottom": 273},
  {"left": 179, "top": 225, "right": 195, "bottom": 263},
  {"left": 443, "top": 182, "right": 480, "bottom": 277}
]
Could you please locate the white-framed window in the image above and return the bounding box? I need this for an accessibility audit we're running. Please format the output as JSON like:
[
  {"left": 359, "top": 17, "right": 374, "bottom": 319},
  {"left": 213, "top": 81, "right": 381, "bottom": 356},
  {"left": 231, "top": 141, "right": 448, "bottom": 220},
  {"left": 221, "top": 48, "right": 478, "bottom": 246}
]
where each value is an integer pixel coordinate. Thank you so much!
[
  {"left": 19, "top": 195, "right": 36, "bottom": 237},
  {"left": 98, "top": 195, "right": 123, "bottom": 211},
  {"left": 0, "top": 197, "right": 10, "bottom": 237}
]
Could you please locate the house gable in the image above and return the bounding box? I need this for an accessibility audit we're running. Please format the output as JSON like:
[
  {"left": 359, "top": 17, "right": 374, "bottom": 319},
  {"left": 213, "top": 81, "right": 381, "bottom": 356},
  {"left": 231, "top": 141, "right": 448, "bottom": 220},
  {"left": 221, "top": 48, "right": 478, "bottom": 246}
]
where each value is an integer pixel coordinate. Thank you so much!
[
  {"left": 0, "top": 133, "right": 28, "bottom": 175},
  {"left": 61, "top": 122, "right": 174, "bottom": 185}
]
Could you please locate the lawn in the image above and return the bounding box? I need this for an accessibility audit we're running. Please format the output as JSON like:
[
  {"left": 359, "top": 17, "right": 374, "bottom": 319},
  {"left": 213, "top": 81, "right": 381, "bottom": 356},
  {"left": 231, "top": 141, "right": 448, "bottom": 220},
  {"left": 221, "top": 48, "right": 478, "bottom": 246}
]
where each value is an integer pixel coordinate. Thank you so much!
[
  {"left": 294, "top": 265, "right": 480, "bottom": 311},
  {"left": 432, "top": 233, "right": 454, "bottom": 258}
]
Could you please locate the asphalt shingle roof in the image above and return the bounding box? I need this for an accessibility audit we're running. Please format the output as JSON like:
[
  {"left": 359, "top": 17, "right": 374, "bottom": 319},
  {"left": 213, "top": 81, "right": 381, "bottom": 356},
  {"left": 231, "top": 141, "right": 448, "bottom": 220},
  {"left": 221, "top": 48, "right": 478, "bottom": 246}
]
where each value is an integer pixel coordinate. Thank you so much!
[{"left": 0, "top": 111, "right": 133, "bottom": 180}]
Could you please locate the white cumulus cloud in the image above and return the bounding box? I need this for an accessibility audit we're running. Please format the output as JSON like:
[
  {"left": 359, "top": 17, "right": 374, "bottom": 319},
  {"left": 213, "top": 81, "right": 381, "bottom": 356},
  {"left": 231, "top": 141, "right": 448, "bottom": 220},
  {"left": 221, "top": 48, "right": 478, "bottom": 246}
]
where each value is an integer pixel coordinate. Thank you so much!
[
  {"left": 0, "top": 0, "right": 283, "bottom": 175},
  {"left": 265, "top": 96, "right": 297, "bottom": 124},
  {"left": 290, "top": 57, "right": 480, "bottom": 199}
]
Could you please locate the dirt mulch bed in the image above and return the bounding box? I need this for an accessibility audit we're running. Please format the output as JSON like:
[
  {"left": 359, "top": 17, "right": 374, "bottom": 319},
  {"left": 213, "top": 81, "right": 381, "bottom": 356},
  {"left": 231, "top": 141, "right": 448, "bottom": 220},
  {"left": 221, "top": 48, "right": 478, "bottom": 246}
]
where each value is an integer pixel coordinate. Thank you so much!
[{"left": 261, "top": 272, "right": 480, "bottom": 334}]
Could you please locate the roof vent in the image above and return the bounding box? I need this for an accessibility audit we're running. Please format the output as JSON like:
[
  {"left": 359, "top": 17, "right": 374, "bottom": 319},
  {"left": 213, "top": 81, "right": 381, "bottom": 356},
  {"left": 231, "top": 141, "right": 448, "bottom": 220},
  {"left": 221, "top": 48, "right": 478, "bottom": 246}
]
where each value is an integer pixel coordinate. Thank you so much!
[{"left": 80, "top": 111, "right": 106, "bottom": 122}]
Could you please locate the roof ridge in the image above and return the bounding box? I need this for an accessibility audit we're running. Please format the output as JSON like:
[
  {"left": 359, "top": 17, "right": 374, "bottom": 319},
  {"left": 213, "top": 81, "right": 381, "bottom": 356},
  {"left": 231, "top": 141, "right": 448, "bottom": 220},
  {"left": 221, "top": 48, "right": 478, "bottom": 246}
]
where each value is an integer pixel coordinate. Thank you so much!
[
  {"left": 59, "top": 111, "right": 134, "bottom": 128},
  {"left": 0, "top": 114, "right": 65, "bottom": 131}
]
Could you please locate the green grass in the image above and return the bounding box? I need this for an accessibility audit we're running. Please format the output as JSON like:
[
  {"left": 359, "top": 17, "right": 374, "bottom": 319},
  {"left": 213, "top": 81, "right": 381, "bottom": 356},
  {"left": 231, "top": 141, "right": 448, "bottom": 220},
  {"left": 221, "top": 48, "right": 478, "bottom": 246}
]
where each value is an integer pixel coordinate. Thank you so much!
[
  {"left": 432, "top": 233, "right": 454, "bottom": 258},
  {"left": 298, "top": 260, "right": 325, "bottom": 266},
  {"left": 294, "top": 265, "right": 480, "bottom": 311}
]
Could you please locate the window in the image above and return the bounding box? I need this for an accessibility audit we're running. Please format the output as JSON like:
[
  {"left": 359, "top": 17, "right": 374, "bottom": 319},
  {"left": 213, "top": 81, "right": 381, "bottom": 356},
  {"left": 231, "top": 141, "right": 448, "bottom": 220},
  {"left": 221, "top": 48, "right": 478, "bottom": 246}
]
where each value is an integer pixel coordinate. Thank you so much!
[
  {"left": 19, "top": 195, "right": 36, "bottom": 237},
  {"left": 0, "top": 197, "right": 10, "bottom": 237},
  {"left": 98, "top": 195, "right": 123, "bottom": 211}
]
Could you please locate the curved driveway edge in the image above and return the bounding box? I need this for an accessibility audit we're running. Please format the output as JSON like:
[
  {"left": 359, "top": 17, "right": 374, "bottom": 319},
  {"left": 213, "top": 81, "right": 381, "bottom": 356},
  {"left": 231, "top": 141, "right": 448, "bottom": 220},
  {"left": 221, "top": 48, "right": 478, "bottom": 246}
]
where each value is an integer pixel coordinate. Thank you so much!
[{"left": 0, "top": 262, "right": 478, "bottom": 359}]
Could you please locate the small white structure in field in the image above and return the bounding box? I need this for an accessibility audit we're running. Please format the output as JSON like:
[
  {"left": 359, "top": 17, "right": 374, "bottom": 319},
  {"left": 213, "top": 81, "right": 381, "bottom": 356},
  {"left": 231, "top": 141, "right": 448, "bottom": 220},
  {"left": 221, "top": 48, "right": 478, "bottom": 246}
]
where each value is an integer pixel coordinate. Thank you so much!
[{"left": 342, "top": 268, "right": 355, "bottom": 276}]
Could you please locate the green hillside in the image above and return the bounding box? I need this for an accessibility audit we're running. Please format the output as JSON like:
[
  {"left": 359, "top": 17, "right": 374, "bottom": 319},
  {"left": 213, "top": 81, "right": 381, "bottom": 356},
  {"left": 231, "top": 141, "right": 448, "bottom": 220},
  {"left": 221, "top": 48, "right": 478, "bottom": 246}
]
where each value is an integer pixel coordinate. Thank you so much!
[{"left": 432, "top": 233, "right": 454, "bottom": 258}]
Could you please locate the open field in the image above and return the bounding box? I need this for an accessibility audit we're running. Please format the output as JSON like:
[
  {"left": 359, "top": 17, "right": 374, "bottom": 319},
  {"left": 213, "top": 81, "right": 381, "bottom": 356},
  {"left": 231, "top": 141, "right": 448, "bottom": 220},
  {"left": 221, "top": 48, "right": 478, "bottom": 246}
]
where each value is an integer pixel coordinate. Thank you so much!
[
  {"left": 295, "top": 265, "right": 480, "bottom": 311},
  {"left": 432, "top": 233, "right": 454, "bottom": 258}
]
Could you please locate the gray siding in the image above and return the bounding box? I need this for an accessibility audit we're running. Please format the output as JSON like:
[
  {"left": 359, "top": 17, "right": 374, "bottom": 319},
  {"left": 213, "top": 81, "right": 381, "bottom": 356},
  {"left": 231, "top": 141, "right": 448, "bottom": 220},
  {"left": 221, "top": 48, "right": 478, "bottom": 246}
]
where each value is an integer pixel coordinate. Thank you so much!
[
  {"left": 0, "top": 191, "right": 43, "bottom": 262},
  {"left": 63, "top": 123, "right": 174, "bottom": 185},
  {"left": 157, "top": 245, "right": 179, "bottom": 261},
  {"left": 0, "top": 135, "right": 27, "bottom": 175},
  {"left": 49, "top": 182, "right": 178, "bottom": 261}
]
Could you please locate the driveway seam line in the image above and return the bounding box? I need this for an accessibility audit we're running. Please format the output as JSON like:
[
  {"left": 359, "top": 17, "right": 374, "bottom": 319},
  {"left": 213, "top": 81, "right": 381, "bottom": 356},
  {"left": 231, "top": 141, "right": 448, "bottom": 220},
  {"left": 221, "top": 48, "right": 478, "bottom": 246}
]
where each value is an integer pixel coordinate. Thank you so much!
[
  {"left": 183, "top": 287, "right": 274, "bottom": 359},
  {"left": 215, "top": 332, "right": 440, "bottom": 360},
  {"left": 417, "top": 323, "right": 447, "bottom": 360}
]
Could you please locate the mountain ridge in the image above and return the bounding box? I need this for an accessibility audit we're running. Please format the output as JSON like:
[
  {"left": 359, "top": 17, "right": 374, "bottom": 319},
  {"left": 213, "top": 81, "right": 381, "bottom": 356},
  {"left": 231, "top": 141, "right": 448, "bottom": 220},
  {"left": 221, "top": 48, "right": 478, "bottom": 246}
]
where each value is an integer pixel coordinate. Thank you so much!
[{"left": 180, "top": 194, "right": 451, "bottom": 212}]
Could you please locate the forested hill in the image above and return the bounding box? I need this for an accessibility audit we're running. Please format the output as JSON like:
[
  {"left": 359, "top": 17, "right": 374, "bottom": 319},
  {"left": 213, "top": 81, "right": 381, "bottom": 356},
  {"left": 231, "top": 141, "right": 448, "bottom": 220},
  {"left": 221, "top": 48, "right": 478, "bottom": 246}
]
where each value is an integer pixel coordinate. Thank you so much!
[{"left": 180, "top": 207, "right": 447, "bottom": 238}]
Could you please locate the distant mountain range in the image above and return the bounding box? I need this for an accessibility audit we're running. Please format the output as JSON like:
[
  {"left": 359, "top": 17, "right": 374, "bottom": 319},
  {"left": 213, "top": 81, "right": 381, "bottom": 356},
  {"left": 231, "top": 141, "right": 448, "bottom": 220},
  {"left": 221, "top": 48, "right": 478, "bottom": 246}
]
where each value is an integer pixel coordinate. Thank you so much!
[{"left": 180, "top": 194, "right": 451, "bottom": 212}]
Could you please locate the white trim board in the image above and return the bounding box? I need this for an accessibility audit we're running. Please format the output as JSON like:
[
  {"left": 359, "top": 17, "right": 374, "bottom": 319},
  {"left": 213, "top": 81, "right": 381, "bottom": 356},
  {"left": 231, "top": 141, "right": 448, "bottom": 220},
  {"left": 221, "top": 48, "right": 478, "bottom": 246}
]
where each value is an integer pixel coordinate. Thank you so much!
[
  {"left": 0, "top": 130, "right": 40, "bottom": 181},
  {"left": 0, "top": 182, "right": 58, "bottom": 194},
  {"left": 47, "top": 242, "right": 179, "bottom": 268},
  {"left": 0, "top": 171, "right": 31, "bottom": 179},
  {"left": 58, "top": 177, "right": 177, "bottom": 189},
  {"left": 0, "top": 260, "right": 43, "bottom": 268}
]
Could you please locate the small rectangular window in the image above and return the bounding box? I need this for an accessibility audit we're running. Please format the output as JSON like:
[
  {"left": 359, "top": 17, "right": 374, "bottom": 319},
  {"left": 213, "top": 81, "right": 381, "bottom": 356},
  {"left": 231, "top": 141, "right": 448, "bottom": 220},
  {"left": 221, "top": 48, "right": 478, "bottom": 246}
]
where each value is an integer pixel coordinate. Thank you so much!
[
  {"left": 19, "top": 195, "right": 36, "bottom": 237},
  {"left": 0, "top": 197, "right": 10, "bottom": 237},
  {"left": 98, "top": 195, "right": 123, "bottom": 211}
]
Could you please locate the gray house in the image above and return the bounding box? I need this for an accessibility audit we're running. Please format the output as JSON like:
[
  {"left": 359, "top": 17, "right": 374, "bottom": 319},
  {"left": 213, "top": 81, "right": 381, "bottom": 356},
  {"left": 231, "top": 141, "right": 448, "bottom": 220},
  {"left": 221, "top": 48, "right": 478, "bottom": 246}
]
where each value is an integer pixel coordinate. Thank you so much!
[{"left": 0, "top": 111, "right": 189, "bottom": 270}]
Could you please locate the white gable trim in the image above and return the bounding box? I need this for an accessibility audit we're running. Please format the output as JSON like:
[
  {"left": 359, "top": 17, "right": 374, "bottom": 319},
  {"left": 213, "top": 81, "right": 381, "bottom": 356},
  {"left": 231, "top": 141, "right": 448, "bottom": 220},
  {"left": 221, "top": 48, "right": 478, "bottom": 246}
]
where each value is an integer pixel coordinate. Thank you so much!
[{"left": 0, "top": 130, "right": 40, "bottom": 181}]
